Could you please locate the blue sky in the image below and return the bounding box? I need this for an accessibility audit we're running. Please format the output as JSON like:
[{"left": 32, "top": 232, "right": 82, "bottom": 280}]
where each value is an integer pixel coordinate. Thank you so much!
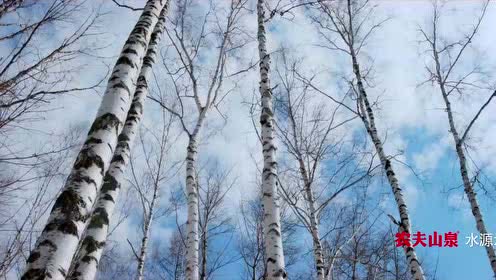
[
  {"left": 402, "top": 126, "right": 496, "bottom": 279},
  {"left": 2, "top": 0, "right": 496, "bottom": 279},
  {"left": 72, "top": 1, "right": 496, "bottom": 279}
]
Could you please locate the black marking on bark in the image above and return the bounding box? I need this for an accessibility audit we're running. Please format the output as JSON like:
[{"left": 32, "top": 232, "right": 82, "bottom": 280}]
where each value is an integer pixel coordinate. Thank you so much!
[
  {"left": 81, "top": 255, "right": 99, "bottom": 264},
  {"left": 102, "top": 194, "right": 115, "bottom": 202},
  {"left": 73, "top": 149, "right": 105, "bottom": 176},
  {"left": 81, "top": 236, "right": 105, "bottom": 254},
  {"left": 101, "top": 175, "right": 119, "bottom": 193},
  {"left": 70, "top": 173, "right": 97, "bottom": 187},
  {"left": 58, "top": 268, "right": 67, "bottom": 277},
  {"left": 268, "top": 228, "right": 281, "bottom": 236},
  {"left": 88, "top": 207, "right": 109, "bottom": 229},
  {"left": 129, "top": 102, "right": 143, "bottom": 116},
  {"left": 52, "top": 189, "right": 86, "bottom": 217},
  {"left": 21, "top": 268, "right": 46, "bottom": 280},
  {"left": 116, "top": 56, "right": 134, "bottom": 68},
  {"left": 26, "top": 252, "right": 40, "bottom": 263},
  {"left": 115, "top": 141, "right": 130, "bottom": 152},
  {"left": 273, "top": 269, "right": 287, "bottom": 278},
  {"left": 122, "top": 48, "right": 138, "bottom": 55},
  {"left": 117, "top": 133, "right": 130, "bottom": 142},
  {"left": 48, "top": 220, "right": 79, "bottom": 236},
  {"left": 84, "top": 137, "right": 102, "bottom": 145},
  {"left": 112, "top": 81, "right": 131, "bottom": 95},
  {"left": 39, "top": 239, "right": 57, "bottom": 250},
  {"left": 111, "top": 154, "right": 125, "bottom": 165},
  {"left": 88, "top": 113, "right": 121, "bottom": 135}
]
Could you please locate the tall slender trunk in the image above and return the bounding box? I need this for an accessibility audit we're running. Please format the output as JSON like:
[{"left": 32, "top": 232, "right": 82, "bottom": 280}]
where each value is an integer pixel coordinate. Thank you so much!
[
  {"left": 200, "top": 225, "right": 208, "bottom": 280},
  {"left": 306, "top": 188, "right": 325, "bottom": 280},
  {"left": 66, "top": 4, "right": 168, "bottom": 280},
  {"left": 185, "top": 114, "right": 205, "bottom": 280},
  {"left": 350, "top": 48, "right": 424, "bottom": 280},
  {"left": 21, "top": 1, "right": 167, "bottom": 279},
  {"left": 136, "top": 183, "right": 159, "bottom": 280},
  {"left": 327, "top": 256, "right": 336, "bottom": 280},
  {"left": 297, "top": 159, "right": 325, "bottom": 280},
  {"left": 435, "top": 66, "right": 496, "bottom": 275},
  {"left": 256, "top": 1, "right": 286, "bottom": 279},
  {"left": 136, "top": 218, "right": 151, "bottom": 280}
]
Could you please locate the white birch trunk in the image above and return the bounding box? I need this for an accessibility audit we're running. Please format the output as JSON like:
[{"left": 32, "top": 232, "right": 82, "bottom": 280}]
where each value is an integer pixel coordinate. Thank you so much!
[
  {"left": 256, "top": 1, "right": 287, "bottom": 279},
  {"left": 430, "top": 44, "right": 496, "bottom": 275},
  {"left": 305, "top": 187, "right": 325, "bottom": 280},
  {"left": 185, "top": 115, "right": 206, "bottom": 280},
  {"left": 21, "top": 1, "right": 167, "bottom": 279},
  {"left": 439, "top": 84, "right": 496, "bottom": 275},
  {"left": 351, "top": 51, "right": 425, "bottom": 280},
  {"left": 66, "top": 4, "right": 168, "bottom": 279},
  {"left": 135, "top": 222, "right": 151, "bottom": 280},
  {"left": 199, "top": 224, "right": 208, "bottom": 280},
  {"left": 135, "top": 183, "right": 159, "bottom": 280},
  {"left": 297, "top": 159, "right": 325, "bottom": 280}
]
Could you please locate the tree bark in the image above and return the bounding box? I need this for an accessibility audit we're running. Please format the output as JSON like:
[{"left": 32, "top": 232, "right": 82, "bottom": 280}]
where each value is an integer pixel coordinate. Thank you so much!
[
  {"left": 351, "top": 49, "right": 425, "bottom": 280},
  {"left": 296, "top": 159, "right": 325, "bottom": 280},
  {"left": 305, "top": 187, "right": 325, "bottom": 280},
  {"left": 66, "top": 4, "right": 168, "bottom": 279},
  {"left": 436, "top": 71, "right": 496, "bottom": 276},
  {"left": 256, "top": 1, "right": 287, "bottom": 279},
  {"left": 136, "top": 183, "right": 159, "bottom": 280},
  {"left": 199, "top": 225, "right": 208, "bottom": 280},
  {"left": 21, "top": 1, "right": 168, "bottom": 279},
  {"left": 185, "top": 116, "right": 205, "bottom": 280}
]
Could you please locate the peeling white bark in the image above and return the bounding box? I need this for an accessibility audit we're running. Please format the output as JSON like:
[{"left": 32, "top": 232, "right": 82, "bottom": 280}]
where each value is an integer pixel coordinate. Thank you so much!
[
  {"left": 21, "top": 1, "right": 168, "bottom": 279},
  {"left": 297, "top": 159, "right": 325, "bottom": 280},
  {"left": 66, "top": 4, "right": 168, "bottom": 280},
  {"left": 135, "top": 182, "right": 159, "bottom": 280},
  {"left": 304, "top": 182, "right": 325, "bottom": 280},
  {"left": 426, "top": 31, "right": 496, "bottom": 274},
  {"left": 185, "top": 125, "right": 203, "bottom": 280},
  {"left": 351, "top": 51, "right": 424, "bottom": 280},
  {"left": 437, "top": 76, "right": 496, "bottom": 276},
  {"left": 256, "top": 1, "right": 287, "bottom": 279}
]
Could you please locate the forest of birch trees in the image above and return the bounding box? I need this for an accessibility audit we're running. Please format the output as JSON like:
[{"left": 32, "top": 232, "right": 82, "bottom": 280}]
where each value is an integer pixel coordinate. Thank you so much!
[{"left": 1, "top": 0, "right": 496, "bottom": 279}]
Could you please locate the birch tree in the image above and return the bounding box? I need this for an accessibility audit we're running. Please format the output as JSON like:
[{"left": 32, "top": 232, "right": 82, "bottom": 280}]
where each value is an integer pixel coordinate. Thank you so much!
[
  {"left": 67, "top": 4, "right": 170, "bottom": 280},
  {"left": 237, "top": 192, "right": 301, "bottom": 280},
  {"left": 0, "top": 127, "right": 84, "bottom": 278},
  {"left": 197, "top": 164, "right": 237, "bottom": 280},
  {"left": 21, "top": 1, "right": 168, "bottom": 279},
  {"left": 0, "top": 3, "right": 103, "bottom": 274},
  {"left": 324, "top": 205, "right": 411, "bottom": 280},
  {"left": 126, "top": 111, "right": 179, "bottom": 280},
  {"left": 255, "top": 0, "right": 287, "bottom": 278},
  {"left": 301, "top": 1, "right": 426, "bottom": 278},
  {"left": 158, "top": 227, "right": 187, "bottom": 280},
  {"left": 272, "top": 51, "right": 375, "bottom": 280},
  {"left": 149, "top": 1, "right": 249, "bottom": 278},
  {"left": 419, "top": 1, "right": 496, "bottom": 275},
  {"left": 238, "top": 199, "right": 266, "bottom": 280}
]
